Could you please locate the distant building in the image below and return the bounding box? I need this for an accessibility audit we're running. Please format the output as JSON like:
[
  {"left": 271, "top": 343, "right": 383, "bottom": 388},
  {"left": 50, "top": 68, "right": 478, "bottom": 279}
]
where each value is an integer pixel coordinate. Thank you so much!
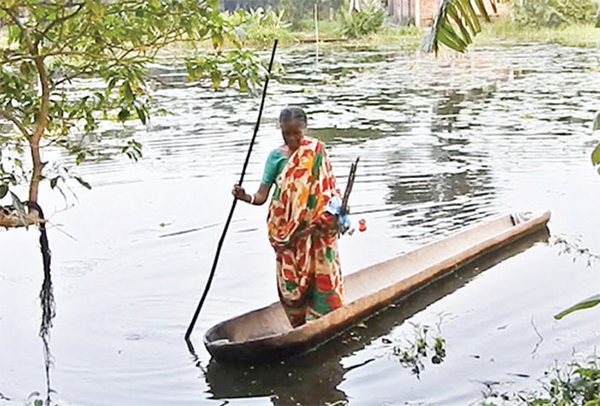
[
  {"left": 221, "top": 0, "right": 277, "bottom": 12},
  {"left": 387, "top": 0, "right": 510, "bottom": 28}
]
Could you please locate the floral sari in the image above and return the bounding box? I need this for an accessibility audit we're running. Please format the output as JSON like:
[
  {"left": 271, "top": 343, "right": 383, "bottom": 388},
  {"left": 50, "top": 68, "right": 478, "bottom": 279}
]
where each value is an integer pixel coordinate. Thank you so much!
[{"left": 267, "top": 136, "right": 344, "bottom": 327}]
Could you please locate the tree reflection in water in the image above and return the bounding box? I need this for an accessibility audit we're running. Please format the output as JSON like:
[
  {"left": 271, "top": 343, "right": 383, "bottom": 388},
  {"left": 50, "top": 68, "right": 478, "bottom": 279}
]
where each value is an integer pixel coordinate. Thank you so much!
[{"left": 35, "top": 204, "right": 56, "bottom": 406}]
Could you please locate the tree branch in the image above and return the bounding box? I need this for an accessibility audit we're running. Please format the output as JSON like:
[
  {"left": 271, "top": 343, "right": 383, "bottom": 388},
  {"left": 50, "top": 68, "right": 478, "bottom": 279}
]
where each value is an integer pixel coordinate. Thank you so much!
[
  {"left": 0, "top": 110, "right": 31, "bottom": 138},
  {"left": 4, "top": 7, "right": 37, "bottom": 55},
  {"left": 36, "top": 3, "right": 85, "bottom": 47}
]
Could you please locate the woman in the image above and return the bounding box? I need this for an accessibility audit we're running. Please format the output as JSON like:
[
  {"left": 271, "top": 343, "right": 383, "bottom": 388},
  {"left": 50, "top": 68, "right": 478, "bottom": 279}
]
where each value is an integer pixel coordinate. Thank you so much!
[{"left": 232, "top": 106, "right": 344, "bottom": 327}]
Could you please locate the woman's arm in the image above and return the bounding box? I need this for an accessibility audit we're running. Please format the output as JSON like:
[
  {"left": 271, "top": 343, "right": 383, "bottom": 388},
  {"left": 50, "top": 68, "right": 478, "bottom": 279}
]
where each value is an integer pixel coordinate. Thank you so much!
[{"left": 232, "top": 183, "right": 271, "bottom": 206}]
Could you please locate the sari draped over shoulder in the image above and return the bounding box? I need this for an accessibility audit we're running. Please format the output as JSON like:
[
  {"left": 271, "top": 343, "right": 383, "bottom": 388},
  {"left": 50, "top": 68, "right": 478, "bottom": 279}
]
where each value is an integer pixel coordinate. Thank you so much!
[{"left": 267, "top": 136, "right": 344, "bottom": 327}]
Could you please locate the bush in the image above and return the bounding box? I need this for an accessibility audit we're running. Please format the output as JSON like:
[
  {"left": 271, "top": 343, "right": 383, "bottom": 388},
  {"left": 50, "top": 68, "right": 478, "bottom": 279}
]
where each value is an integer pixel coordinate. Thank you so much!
[
  {"left": 338, "top": 2, "right": 386, "bottom": 38},
  {"left": 229, "top": 8, "right": 294, "bottom": 44},
  {"left": 279, "top": 0, "right": 345, "bottom": 30},
  {"left": 511, "top": 0, "right": 598, "bottom": 27}
]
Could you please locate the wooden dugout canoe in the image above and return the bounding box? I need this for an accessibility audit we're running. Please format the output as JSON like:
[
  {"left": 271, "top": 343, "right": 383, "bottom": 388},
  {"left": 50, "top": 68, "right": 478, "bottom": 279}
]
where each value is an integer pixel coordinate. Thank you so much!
[{"left": 204, "top": 210, "right": 551, "bottom": 363}]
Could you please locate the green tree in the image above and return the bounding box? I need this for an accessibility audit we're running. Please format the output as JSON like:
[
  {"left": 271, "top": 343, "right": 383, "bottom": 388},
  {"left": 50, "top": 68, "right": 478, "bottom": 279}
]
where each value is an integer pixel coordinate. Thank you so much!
[{"left": 0, "top": 0, "right": 259, "bottom": 223}]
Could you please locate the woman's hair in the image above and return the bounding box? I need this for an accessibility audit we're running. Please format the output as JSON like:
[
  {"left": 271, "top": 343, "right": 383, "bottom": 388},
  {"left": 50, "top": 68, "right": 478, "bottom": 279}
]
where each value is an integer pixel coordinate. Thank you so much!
[{"left": 279, "top": 106, "right": 307, "bottom": 128}]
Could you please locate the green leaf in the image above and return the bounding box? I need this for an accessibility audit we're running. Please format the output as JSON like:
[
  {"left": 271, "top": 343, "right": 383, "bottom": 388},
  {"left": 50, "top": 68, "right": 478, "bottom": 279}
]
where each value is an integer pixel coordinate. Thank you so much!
[
  {"left": 0, "top": 184, "right": 8, "bottom": 199},
  {"left": 8, "top": 25, "right": 21, "bottom": 42},
  {"left": 74, "top": 176, "right": 92, "bottom": 190},
  {"left": 438, "top": 24, "right": 468, "bottom": 52},
  {"left": 118, "top": 108, "right": 130, "bottom": 122},
  {"left": 592, "top": 143, "right": 600, "bottom": 166},
  {"left": 458, "top": 0, "right": 481, "bottom": 32},
  {"left": 85, "top": 0, "right": 105, "bottom": 17},
  {"left": 134, "top": 104, "right": 147, "bottom": 125},
  {"left": 76, "top": 152, "right": 86, "bottom": 165},
  {"left": 210, "top": 70, "right": 222, "bottom": 90},
  {"left": 447, "top": 6, "right": 472, "bottom": 45},
  {"left": 593, "top": 112, "right": 600, "bottom": 131},
  {"left": 50, "top": 177, "right": 59, "bottom": 189},
  {"left": 122, "top": 82, "right": 134, "bottom": 104},
  {"left": 554, "top": 294, "right": 600, "bottom": 320},
  {"left": 424, "top": 0, "right": 492, "bottom": 53},
  {"left": 472, "top": 0, "right": 491, "bottom": 22}
]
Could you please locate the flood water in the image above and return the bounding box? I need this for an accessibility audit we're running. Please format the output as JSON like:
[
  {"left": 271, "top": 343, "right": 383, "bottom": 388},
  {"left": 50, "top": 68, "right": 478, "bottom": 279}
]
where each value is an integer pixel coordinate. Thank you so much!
[{"left": 2, "top": 42, "right": 600, "bottom": 406}]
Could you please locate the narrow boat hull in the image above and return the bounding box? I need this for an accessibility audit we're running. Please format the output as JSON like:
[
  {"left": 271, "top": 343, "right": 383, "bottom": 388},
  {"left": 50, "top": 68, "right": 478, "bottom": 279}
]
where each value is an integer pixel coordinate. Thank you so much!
[{"left": 204, "top": 211, "right": 551, "bottom": 363}]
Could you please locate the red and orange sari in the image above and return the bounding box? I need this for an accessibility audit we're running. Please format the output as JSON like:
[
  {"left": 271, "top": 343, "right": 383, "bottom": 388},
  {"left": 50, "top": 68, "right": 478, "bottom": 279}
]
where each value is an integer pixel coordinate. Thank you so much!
[{"left": 267, "top": 136, "right": 344, "bottom": 327}]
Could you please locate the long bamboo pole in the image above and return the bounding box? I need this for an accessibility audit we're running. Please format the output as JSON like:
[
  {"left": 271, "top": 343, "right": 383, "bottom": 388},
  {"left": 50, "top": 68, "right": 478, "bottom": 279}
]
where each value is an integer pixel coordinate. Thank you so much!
[{"left": 185, "top": 40, "right": 278, "bottom": 346}]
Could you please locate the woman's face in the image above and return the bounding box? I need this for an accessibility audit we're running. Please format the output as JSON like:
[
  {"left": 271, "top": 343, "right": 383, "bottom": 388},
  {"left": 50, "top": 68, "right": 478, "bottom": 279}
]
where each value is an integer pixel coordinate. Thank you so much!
[{"left": 280, "top": 120, "right": 305, "bottom": 151}]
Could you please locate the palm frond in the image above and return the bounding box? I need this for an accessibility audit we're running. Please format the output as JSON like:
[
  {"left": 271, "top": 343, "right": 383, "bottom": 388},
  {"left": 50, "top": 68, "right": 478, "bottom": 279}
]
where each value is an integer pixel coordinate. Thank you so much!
[{"left": 423, "top": 0, "right": 496, "bottom": 54}]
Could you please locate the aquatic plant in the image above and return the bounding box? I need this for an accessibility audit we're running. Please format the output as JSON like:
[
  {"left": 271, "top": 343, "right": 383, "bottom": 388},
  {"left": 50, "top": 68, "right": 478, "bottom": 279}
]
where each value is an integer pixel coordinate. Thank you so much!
[
  {"left": 391, "top": 322, "right": 447, "bottom": 378},
  {"left": 551, "top": 236, "right": 600, "bottom": 268},
  {"left": 480, "top": 357, "right": 600, "bottom": 406},
  {"left": 550, "top": 236, "right": 600, "bottom": 320}
]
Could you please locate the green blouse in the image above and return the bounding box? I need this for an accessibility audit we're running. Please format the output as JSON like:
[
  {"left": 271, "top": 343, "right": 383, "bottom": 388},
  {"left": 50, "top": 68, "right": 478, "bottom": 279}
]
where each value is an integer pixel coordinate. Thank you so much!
[{"left": 261, "top": 148, "right": 288, "bottom": 187}]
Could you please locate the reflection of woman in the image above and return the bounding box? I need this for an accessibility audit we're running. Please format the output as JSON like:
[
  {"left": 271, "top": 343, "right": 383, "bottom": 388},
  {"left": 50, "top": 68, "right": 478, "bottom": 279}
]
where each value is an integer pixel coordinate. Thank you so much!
[{"left": 233, "top": 106, "right": 344, "bottom": 327}]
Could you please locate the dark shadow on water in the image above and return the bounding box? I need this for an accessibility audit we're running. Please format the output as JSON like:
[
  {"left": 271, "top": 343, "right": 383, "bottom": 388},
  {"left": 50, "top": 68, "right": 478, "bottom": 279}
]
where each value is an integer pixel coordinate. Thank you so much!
[
  {"left": 310, "top": 127, "right": 388, "bottom": 146},
  {"left": 203, "top": 227, "right": 550, "bottom": 405},
  {"left": 431, "top": 86, "right": 496, "bottom": 133},
  {"left": 34, "top": 204, "right": 56, "bottom": 406}
]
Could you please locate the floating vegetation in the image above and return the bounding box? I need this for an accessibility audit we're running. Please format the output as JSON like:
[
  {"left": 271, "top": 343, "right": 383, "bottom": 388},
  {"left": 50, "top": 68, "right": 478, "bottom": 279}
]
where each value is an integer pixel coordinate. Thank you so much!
[
  {"left": 391, "top": 321, "right": 447, "bottom": 378},
  {"left": 480, "top": 356, "right": 600, "bottom": 406},
  {"left": 551, "top": 235, "right": 600, "bottom": 320},
  {"left": 550, "top": 235, "right": 600, "bottom": 267}
]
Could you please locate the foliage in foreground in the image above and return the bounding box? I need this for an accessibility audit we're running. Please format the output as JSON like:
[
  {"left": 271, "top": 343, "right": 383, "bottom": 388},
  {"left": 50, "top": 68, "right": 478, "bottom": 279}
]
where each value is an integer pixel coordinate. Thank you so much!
[
  {"left": 481, "top": 358, "right": 600, "bottom": 406},
  {"left": 591, "top": 120, "right": 600, "bottom": 171},
  {"left": 0, "top": 0, "right": 262, "bottom": 208},
  {"left": 422, "top": 0, "right": 492, "bottom": 54}
]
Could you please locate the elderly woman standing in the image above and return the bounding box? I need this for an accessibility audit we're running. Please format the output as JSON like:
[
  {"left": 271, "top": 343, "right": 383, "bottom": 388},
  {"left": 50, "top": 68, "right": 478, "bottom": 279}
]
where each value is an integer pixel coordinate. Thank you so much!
[{"left": 232, "top": 106, "right": 344, "bottom": 327}]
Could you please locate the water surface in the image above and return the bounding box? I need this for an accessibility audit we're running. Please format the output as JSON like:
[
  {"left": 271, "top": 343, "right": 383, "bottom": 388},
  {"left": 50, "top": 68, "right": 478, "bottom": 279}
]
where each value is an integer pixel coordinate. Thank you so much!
[{"left": 2, "top": 43, "right": 600, "bottom": 406}]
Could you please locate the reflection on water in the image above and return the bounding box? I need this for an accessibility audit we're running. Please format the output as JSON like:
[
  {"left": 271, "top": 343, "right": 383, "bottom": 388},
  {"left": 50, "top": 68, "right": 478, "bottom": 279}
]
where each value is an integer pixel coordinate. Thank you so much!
[
  {"left": 386, "top": 133, "right": 495, "bottom": 240},
  {"left": 37, "top": 206, "right": 56, "bottom": 406},
  {"left": 204, "top": 227, "right": 550, "bottom": 403}
]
